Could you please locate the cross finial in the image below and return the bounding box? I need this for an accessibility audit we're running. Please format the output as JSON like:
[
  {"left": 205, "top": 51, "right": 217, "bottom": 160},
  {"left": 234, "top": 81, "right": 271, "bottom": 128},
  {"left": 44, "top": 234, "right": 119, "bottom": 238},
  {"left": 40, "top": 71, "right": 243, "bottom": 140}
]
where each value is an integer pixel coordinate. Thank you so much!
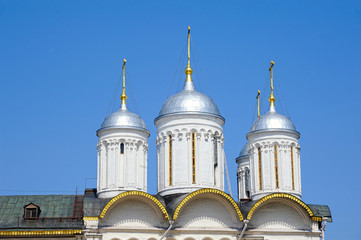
[
  {"left": 120, "top": 59, "right": 127, "bottom": 108},
  {"left": 268, "top": 61, "right": 276, "bottom": 106},
  {"left": 256, "top": 90, "right": 261, "bottom": 118}
]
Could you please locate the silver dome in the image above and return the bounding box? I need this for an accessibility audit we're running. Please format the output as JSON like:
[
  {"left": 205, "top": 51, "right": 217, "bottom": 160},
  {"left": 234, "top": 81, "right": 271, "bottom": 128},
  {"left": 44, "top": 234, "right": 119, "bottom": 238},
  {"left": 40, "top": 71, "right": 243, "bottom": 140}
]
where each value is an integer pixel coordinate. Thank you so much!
[
  {"left": 238, "top": 142, "right": 250, "bottom": 158},
  {"left": 97, "top": 104, "right": 148, "bottom": 135},
  {"left": 249, "top": 105, "right": 299, "bottom": 135},
  {"left": 156, "top": 80, "right": 224, "bottom": 121}
]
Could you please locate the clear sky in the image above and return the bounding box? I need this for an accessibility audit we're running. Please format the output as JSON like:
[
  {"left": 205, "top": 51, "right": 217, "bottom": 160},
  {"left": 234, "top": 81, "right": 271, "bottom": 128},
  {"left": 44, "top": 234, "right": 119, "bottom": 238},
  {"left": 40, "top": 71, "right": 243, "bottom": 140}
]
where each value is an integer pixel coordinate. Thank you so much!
[{"left": 1, "top": 0, "right": 360, "bottom": 239}]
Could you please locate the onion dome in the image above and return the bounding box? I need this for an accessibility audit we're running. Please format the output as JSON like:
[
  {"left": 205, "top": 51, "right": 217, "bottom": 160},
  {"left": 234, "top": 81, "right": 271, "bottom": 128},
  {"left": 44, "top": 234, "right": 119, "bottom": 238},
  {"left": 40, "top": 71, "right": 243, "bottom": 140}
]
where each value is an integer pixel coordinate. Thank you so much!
[
  {"left": 97, "top": 107, "right": 147, "bottom": 133},
  {"left": 236, "top": 142, "right": 249, "bottom": 165},
  {"left": 156, "top": 80, "right": 223, "bottom": 121},
  {"left": 97, "top": 59, "right": 149, "bottom": 135},
  {"left": 249, "top": 104, "right": 298, "bottom": 135},
  {"left": 155, "top": 26, "right": 224, "bottom": 122},
  {"left": 248, "top": 61, "right": 299, "bottom": 137},
  {"left": 238, "top": 142, "right": 250, "bottom": 158}
]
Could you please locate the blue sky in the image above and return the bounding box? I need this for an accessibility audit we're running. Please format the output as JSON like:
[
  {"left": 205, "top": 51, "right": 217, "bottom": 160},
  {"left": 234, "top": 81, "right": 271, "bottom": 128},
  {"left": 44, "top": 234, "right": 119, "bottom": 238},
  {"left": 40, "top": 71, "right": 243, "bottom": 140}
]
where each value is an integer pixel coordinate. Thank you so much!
[{"left": 1, "top": 1, "right": 360, "bottom": 239}]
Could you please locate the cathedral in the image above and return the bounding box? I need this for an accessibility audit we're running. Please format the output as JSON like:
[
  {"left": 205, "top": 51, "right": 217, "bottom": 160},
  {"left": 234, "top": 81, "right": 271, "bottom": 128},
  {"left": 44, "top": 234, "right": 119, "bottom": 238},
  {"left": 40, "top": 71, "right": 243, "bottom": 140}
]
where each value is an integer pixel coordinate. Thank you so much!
[{"left": 0, "top": 27, "right": 331, "bottom": 240}]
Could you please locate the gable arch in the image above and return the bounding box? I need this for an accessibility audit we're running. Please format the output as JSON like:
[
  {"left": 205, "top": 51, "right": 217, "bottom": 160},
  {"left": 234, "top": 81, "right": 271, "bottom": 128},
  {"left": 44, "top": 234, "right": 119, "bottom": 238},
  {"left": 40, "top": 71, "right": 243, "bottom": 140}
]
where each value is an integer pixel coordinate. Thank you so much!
[
  {"left": 173, "top": 188, "right": 243, "bottom": 221},
  {"left": 246, "top": 193, "right": 315, "bottom": 221},
  {"left": 99, "top": 191, "right": 169, "bottom": 221}
]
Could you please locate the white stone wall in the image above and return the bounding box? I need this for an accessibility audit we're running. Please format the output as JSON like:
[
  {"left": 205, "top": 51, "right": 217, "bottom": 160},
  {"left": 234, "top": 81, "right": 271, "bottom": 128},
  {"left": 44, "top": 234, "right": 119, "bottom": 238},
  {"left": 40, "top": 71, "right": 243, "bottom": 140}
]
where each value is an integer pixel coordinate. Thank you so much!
[
  {"left": 246, "top": 199, "right": 321, "bottom": 240},
  {"left": 155, "top": 115, "right": 225, "bottom": 196},
  {"left": 81, "top": 193, "right": 322, "bottom": 240},
  {"left": 236, "top": 156, "right": 250, "bottom": 200},
  {"left": 96, "top": 128, "right": 149, "bottom": 198},
  {"left": 247, "top": 131, "right": 301, "bottom": 200}
]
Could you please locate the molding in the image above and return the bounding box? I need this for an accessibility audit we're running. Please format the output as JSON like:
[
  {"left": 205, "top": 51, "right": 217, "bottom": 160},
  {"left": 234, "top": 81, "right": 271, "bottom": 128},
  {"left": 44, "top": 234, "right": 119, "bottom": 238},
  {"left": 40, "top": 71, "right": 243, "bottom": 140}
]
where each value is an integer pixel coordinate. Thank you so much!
[
  {"left": 0, "top": 229, "right": 82, "bottom": 236},
  {"left": 246, "top": 193, "right": 314, "bottom": 220},
  {"left": 312, "top": 216, "right": 323, "bottom": 222},
  {"left": 173, "top": 188, "right": 243, "bottom": 221},
  {"left": 83, "top": 216, "right": 99, "bottom": 221},
  {"left": 99, "top": 191, "right": 169, "bottom": 220}
]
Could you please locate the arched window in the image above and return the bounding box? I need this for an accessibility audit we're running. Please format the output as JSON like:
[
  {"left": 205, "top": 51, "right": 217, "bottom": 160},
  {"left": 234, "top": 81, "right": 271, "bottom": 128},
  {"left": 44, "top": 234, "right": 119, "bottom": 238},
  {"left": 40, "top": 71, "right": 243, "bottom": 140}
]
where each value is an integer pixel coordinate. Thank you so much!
[
  {"left": 169, "top": 135, "right": 173, "bottom": 186},
  {"left": 258, "top": 147, "right": 262, "bottom": 190},
  {"left": 245, "top": 168, "right": 250, "bottom": 198},
  {"left": 192, "top": 132, "right": 196, "bottom": 184},
  {"left": 213, "top": 135, "right": 218, "bottom": 166},
  {"left": 274, "top": 145, "right": 279, "bottom": 188},
  {"left": 213, "top": 135, "right": 218, "bottom": 185},
  {"left": 120, "top": 143, "right": 125, "bottom": 154},
  {"left": 290, "top": 146, "right": 295, "bottom": 190}
]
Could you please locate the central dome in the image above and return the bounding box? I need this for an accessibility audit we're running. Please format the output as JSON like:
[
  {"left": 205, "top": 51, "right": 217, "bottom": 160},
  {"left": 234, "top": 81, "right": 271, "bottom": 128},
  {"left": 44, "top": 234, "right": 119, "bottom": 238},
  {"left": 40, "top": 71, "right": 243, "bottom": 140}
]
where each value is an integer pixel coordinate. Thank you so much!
[{"left": 156, "top": 81, "right": 223, "bottom": 121}]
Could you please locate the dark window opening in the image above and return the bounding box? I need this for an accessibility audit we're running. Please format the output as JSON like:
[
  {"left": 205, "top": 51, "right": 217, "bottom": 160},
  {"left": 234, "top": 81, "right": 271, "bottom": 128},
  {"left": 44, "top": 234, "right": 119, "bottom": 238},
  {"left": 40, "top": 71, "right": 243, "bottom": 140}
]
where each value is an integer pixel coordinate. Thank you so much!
[
  {"left": 24, "top": 203, "right": 40, "bottom": 219},
  {"left": 120, "top": 143, "right": 125, "bottom": 154}
]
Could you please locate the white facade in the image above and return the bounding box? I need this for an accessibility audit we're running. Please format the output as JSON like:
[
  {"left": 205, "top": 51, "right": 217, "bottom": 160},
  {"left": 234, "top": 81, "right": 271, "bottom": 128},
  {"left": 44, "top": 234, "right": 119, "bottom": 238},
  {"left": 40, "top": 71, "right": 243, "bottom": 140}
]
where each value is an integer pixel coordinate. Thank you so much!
[
  {"left": 82, "top": 191, "right": 323, "bottom": 240},
  {"left": 247, "top": 130, "right": 301, "bottom": 200},
  {"left": 96, "top": 127, "right": 149, "bottom": 198},
  {"left": 155, "top": 115, "right": 225, "bottom": 196},
  {"left": 236, "top": 154, "right": 250, "bottom": 200}
]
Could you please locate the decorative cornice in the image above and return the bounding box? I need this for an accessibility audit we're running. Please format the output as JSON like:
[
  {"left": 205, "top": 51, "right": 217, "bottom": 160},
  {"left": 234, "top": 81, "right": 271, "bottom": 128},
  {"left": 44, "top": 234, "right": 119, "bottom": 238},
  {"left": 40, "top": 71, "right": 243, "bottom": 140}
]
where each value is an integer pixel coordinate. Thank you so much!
[
  {"left": 312, "top": 216, "right": 323, "bottom": 222},
  {"left": 0, "top": 229, "right": 82, "bottom": 236},
  {"left": 173, "top": 188, "right": 243, "bottom": 221},
  {"left": 246, "top": 193, "right": 314, "bottom": 220},
  {"left": 99, "top": 191, "right": 169, "bottom": 220},
  {"left": 83, "top": 216, "right": 99, "bottom": 221}
]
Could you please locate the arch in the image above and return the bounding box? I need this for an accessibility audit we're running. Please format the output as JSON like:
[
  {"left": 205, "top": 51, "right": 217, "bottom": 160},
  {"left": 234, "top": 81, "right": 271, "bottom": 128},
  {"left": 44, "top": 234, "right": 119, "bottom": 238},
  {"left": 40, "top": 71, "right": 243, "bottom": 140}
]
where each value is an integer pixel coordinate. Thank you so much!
[
  {"left": 246, "top": 193, "right": 315, "bottom": 220},
  {"left": 190, "top": 128, "right": 198, "bottom": 133},
  {"left": 173, "top": 188, "right": 243, "bottom": 221},
  {"left": 99, "top": 191, "right": 169, "bottom": 220},
  {"left": 181, "top": 128, "right": 188, "bottom": 133}
]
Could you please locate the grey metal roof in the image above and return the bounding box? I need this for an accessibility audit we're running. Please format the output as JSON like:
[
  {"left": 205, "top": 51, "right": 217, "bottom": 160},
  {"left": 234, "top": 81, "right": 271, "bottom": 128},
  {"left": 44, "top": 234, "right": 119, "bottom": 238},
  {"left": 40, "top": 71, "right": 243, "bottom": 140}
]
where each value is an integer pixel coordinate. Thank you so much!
[
  {"left": 249, "top": 105, "right": 299, "bottom": 136},
  {"left": 161, "top": 193, "right": 188, "bottom": 218},
  {"left": 155, "top": 80, "right": 224, "bottom": 122},
  {"left": 238, "top": 142, "right": 250, "bottom": 159},
  {"left": 308, "top": 204, "right": 332, "bottom": 222},
  {"left": 0, "top": 195, "right": 83, "bottom": 230},
  {"left": 97, "top": 103, "right": 148, "bottom": 135},
  {"left": 83, "top": 189, "right": 110, "bottom": 217}
]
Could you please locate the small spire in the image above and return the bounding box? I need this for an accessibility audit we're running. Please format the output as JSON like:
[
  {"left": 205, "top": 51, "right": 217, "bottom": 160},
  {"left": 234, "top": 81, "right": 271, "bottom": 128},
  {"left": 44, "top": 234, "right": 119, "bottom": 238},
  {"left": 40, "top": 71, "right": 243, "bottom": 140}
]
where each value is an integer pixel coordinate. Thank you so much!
[
  {"left": 268, "top": 61, "right": 276, "bottom": 109},
  {"left": 183, "top": 26, "right": 195, "bottom": 91},
  {"left": 120, "top": 59, "right": 127, "bottom": 109},
  {"left": 185, "top": 26, "right": 193, "bottom": 77},
  {"left": 256, "top": 90, "right": 261, "bottom": 118}
]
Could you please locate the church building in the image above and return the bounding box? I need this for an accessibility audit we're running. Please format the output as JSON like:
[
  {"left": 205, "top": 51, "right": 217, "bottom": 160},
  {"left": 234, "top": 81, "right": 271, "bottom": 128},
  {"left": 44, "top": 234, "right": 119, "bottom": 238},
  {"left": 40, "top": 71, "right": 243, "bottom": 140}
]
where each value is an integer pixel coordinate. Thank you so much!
[{"left": 0, "top": 27, "right": 332, "bottom": 240}]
